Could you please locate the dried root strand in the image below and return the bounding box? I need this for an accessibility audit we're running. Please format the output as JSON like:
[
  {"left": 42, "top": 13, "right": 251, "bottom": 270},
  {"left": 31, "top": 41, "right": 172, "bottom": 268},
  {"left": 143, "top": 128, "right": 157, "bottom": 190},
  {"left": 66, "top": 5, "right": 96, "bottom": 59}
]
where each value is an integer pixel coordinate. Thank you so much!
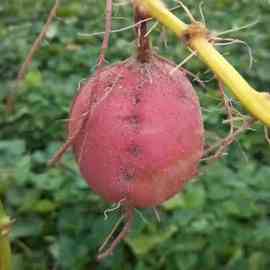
[
  {"left": 48, "top": 132, "right": 79, "bottom": 167},
  {"left": 202, "top": 79, "right": 258, "bottom": 162},
  {"left": 203, "top": 118, "right": 256, "bottom": 162},
  {"left": 49, "top": 0, "right": 113, "bottom": 166},
  {"left": 48, "top": 84, "right": 94, "bottom": 167},
  {"left": 153, "top": 207, "right": 161, "bottom": 223},
  {"left": 170, "top": 49, "right": 197, "bottom": 75},
  {"left": 265, "top": 126, "right": 270, "bottom": 145},
  {"left": 49, "top": 64, "right": 124, "bottom": 167},
  {"left": 49, "top": 0, "right": 114, "bottom": 166},
  {"left": 212, "top": 37, "right": 254, "bottom": 70},
  {"left": 183, "top": 69, "right": 206, "bottom": 89},
  {"left": 176, "top": 1, "right": 209, "bottom": 45},
  {"left": 97, "top": 205, "right": 134, "bottom": 261},
  {"left": 177, "top": 0, "right": 196, "bottom": 23},
  {"left": 103, "top": 199, "right": 126, "bottom": 220},
  {"left": 218, "top": 80, "right": 234, "bottom": 136},
  {"left": 98, "top": 215, "right": 125, "bottom": 254},
  {"left": 134, "top": 2, "right": 151, "bottom": 62},
  {"left": 6, "top": 0, "right": 60, "bottom": 113},
  {"left": 79, "top": 17, "right": 152, "bottom": 38},
  {"left": 97, "top": 0, "right": 113, "bottom": 68},
  {"left": 177, "top": 0, "right": 255, "bottom": 74},
  {"left": 48, "top": 107, "right": 91, "bottom": 167}
]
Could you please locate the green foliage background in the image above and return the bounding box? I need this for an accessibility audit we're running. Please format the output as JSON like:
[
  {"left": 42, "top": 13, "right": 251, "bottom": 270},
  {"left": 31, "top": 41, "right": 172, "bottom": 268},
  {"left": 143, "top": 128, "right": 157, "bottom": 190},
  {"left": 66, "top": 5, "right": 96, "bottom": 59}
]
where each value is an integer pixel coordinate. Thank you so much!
[{"left": 1, "top": 0, "right": 270, "bottom": 269}]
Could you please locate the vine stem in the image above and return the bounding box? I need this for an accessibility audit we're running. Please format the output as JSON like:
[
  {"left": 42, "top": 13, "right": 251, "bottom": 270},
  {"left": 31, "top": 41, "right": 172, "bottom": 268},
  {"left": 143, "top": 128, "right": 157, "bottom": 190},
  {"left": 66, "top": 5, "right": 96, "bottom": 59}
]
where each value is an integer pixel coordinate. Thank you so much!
[
  {"left": 0, "top": 201, "right": 12, "bottom": 270},
  {"left": 6, "top": 0, "right": 60, "bottom": 113},
  {"left": 136, "top": 0, "right": 270, "bottom": 127},
  {"left": 134, "top": 5, "right": 151, "bottom": 62},
  {"left": 97, "top": 0, "right": 113, "bottom": 68}
]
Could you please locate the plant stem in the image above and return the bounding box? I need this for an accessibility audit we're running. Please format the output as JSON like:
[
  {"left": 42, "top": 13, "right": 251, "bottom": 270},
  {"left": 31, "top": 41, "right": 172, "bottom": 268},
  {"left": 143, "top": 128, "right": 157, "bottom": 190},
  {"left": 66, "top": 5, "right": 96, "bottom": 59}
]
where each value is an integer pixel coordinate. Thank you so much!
[
  {"left": 0, "top": 201, "right": 12, "bottom": 270},
  {"left": 134, "top": 6, "right": 151, "bottom": 62},
  {"left": 136, "top": 0, "right": 270, "bottom": 127},
  {"left": 6, "top": 0, "right": 60, "bottom": 113},
  {"left": 97, "top": 0, "right": 113, "bottom": 67}
]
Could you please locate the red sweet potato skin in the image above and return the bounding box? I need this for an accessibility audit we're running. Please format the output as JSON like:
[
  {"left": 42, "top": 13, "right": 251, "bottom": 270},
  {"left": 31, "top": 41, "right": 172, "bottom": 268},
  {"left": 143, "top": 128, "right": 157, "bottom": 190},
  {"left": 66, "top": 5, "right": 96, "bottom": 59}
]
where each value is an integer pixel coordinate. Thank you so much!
[{"left": 69, "top": 55, "right": 204, "bottom": 208}]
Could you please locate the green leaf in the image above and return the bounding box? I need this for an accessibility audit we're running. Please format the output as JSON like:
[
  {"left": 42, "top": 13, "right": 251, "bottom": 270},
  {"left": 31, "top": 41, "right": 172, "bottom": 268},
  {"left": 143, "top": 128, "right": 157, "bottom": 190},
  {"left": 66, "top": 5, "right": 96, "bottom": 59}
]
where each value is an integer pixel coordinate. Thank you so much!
[
  {"left": 249, "top": 252, "right": 267, "bottom": 270},
  {"left": 162, "top": 194, "right": 185, "bottom": 210},
  {"left": 0, "top": 140, "right": 25, "bottom": 166},
  {"left": 15, "top": 156, "right": 31, "bottom": 186},
  {"left": 25, "top": 70, "right": 43, "bottom": 88},
  {"left": 33, "top": 200, "right": 57, "bottom": 214},
  {"left": 11, "top": 217, "right": 43, "bottom": 239},
  {"left": 126, "top": 225, "right": 177, "bottom": 256},
  {"left": 183, "top": 184, "right": 206, "bottom": 209}
]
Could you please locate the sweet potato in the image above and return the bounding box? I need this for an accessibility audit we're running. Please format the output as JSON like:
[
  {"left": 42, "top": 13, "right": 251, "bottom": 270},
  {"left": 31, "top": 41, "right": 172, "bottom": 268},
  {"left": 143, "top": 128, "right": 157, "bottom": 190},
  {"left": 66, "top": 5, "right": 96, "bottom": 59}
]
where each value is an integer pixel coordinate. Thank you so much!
[{"left": 69, "top": 55, "right": 204, "bottom": 208}]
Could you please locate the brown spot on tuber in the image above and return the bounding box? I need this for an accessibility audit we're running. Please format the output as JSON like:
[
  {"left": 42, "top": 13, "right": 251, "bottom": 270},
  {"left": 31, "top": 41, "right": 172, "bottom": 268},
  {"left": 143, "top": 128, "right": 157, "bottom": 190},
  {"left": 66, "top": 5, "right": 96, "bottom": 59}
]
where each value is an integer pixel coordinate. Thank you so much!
[
  {"left": 127, "top": 144, "right": 142, "bottom": 157},
  {"left": 121, "top": 167, "right": 136, "bottom": 182},
  {"left": 123, "top": 114, "right": 141, "bottom": 127}
]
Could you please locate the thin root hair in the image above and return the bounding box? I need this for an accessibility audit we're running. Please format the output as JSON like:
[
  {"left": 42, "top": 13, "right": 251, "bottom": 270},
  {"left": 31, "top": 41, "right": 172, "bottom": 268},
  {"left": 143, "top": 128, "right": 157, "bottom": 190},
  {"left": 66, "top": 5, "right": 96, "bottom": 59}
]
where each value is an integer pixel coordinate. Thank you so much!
[
  {"left": 98, "top": 215, "right": 124, "bottom": 253},
  {"left": 213, "top": 37, "right": 254, "bottom": 70},
  {"left": 217, "top": 20, "right": 260, "bottom": 37},
  {"left": 264, "top": 126, "right": 270, "bottom": 144},
  {"left": 103, "top": 198, "right": 126, "bottom": 220},
  {"left": 97, "top": 205, "right": 134, "bottom": 261}
]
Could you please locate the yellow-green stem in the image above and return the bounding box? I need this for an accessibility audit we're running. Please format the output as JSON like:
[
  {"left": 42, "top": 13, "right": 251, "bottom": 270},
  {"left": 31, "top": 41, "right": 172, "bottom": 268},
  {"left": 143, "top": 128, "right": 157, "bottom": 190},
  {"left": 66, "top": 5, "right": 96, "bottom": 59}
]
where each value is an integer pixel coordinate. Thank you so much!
[
  {"left": 137, "top": 0, "right": 270, "bottom": 127},
  {"left": 0, "top": 202, "right": 12, "bottom": 270}
]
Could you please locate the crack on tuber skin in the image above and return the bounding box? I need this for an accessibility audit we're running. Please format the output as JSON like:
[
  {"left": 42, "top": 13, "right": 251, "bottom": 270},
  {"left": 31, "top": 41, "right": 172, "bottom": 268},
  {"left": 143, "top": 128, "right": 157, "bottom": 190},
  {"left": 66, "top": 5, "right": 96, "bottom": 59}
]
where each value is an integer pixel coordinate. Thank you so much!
[
  {"left": 133, "top": 93, "right": 142, "bottom": 105},
  {"left": 127, "top": 144, "right": 142, "bottom": 158},
  {"left": 123, "top": 114, "right": 141, "bottom": 128},
  {"left": 120, "top": 167, "right": 137, "bottom": 182}
]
